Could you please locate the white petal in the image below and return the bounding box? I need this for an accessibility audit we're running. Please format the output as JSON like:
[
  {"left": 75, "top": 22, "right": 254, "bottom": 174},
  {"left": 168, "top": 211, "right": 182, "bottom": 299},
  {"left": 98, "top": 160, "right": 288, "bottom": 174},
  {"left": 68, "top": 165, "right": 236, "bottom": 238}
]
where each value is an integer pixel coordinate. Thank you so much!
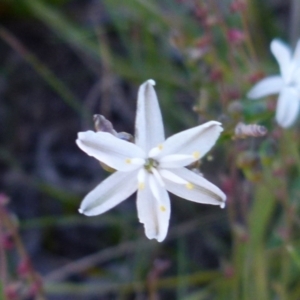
[
  {"left": 293, "top": 68, "right": 300, "bottom": 86},
  {"left": 158, "top": 154, "right": 195, "bottom": 169},
  {"left": 76, "top": 131, "right": 145, "bottom": 171},
  {"left": 271, "top": 39, "right": 292, "bottom": 81},
  {"left": 163, "top": 168, "right": 226, "bottom": 208},
  {"left": 152, "top": 121, "right": 222, "bottom": 160},
  {"left": 79, "top": 170, "right": 138, "bottom": 216},
  {"left": 134, "top": 80, "right": 165, "bottom": 152},
  {"left": 149, "top": 174, "right": 161, "bottom": 200},
  {"left": 247, "top": 76, "right": 284, "bottom": 99},
  {"left": 137, "top": 173, "right": 170, "bottom": 242},
  {"left": 137, "top": 168, "right": 146, "bottom": 188},
  {"left": 292, "top": 39, "right": 300, "bottom": 64},
  {"left": 276, "top": 88, "right": 300, "bottom": 128},
  {"left": 151, "top": 168, "right": 165, "bottom": 187},
  {"left": 159, "top": 169, "right": 188, "bottom": 184}
]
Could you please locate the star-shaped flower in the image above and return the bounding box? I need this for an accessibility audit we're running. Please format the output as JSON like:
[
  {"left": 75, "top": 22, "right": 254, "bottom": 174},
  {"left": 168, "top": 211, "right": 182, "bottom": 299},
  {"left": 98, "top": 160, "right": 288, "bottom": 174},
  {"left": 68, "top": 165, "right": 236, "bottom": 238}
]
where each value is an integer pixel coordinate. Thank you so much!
[
  {"left": 76, "top": 80, "right": 226, "bottom": 242},
  {"left": 247, "top": 39, "right": 300, "bottom": 128}
]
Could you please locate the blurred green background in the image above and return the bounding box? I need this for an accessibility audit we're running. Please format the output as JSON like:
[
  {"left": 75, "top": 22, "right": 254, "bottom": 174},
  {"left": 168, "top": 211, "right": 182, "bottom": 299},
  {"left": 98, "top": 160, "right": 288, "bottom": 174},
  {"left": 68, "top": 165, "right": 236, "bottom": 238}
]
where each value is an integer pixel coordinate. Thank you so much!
[{"left": 1, "top": 0, "right": 300, "bottom": 299}]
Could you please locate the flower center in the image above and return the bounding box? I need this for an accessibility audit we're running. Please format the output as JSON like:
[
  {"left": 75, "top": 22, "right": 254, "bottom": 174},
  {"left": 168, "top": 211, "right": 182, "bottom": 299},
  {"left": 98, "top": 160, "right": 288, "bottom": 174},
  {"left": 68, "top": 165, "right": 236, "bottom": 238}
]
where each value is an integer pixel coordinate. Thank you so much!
[
  {"left": 144, "top": 158, "right": 159, "bottom": 172},
  {"left": 286, "top": 65, "right": 300, "bottom": 87}
]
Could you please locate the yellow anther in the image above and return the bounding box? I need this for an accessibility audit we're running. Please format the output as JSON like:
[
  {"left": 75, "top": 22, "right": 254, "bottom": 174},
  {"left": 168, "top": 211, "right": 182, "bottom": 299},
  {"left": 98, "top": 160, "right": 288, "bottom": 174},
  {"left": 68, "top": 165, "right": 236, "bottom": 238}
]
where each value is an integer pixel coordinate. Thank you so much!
[
  {"left": 160, "top": 205, "right": 166, "bottom": 212},
  {"left": 158, "top": 144, "right": 163, "bottom": 150},
  {"left": 186, "top": 183, "right": 194, "bottom": 190},
  {"left": 138, "top": 182, "right": 145, "bottom": 190},
  {"left": 125, "top": 158, "right": 131, "bottom": 164},
  {"left": 193, "top": 151, "right": 200, "bottom": 159}
]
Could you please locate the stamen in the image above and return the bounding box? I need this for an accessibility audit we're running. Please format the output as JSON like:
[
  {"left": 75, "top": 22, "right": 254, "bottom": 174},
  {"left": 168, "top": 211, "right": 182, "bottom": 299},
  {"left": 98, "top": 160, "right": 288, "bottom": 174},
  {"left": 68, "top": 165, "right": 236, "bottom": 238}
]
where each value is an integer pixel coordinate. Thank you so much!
[
  {"left": 160, "top": 205, "right": 166, "bottom": 212},
  {"left": 144, "top": 158, "right": 158, "bottom": 171},
  {"left": 186, "top": 183, "right": 194, "bottom": 190},
  {"left": 192, "top": 151, "right": 200, "bottom": 159},
  {"left": 138, "top": 182, "right": 145, "bottom": 190},
  {"left": 125, "top": 158, "right": 131, "bottom": 164}
]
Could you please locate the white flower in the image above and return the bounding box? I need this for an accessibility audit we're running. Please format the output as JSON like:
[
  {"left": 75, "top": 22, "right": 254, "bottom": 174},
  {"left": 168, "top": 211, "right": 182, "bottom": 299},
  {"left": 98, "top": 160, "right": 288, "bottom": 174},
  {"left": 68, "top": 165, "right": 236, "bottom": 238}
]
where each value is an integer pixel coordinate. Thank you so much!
[
  {"left": 76, "top": 79, "right": 226, "bottom": 242},
  {"left": 247, "top": 39, "right": 300, "bottom": 128}
]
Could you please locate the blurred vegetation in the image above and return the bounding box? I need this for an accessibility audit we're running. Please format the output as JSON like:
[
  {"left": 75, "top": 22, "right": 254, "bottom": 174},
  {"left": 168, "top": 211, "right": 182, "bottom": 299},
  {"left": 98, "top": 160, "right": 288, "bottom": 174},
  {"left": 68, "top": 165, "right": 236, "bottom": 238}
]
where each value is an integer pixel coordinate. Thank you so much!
[{"left": 1, "top": 0, "right": 300, "bottom": 299}]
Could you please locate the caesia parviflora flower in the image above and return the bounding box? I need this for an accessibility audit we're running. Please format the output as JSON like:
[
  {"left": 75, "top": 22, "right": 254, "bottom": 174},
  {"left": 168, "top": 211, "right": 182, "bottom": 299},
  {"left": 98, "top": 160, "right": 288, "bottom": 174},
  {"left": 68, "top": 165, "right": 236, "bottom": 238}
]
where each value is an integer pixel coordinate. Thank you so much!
[
  {"left": 248, "top": 39, "right": 300, "bottom": 128},
  {"left": 76, "top": 80, "right": 226, "bottom": 242}
]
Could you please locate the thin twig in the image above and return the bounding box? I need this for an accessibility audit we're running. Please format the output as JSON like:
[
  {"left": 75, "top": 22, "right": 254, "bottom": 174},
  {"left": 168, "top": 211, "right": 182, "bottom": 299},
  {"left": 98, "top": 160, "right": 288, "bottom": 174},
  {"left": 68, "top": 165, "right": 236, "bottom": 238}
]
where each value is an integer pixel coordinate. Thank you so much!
[
  {"left": 0, "top": 209, "right": 8, "bottom": 288},
  {"left": 44, "top": 213, "right": 223, "bottom": 282},
  {"left": 3, "top": 209, "right": 46, "bottom": 299},
  {"left": 0, "top": 26, "right": 88, "bottom": 118}
]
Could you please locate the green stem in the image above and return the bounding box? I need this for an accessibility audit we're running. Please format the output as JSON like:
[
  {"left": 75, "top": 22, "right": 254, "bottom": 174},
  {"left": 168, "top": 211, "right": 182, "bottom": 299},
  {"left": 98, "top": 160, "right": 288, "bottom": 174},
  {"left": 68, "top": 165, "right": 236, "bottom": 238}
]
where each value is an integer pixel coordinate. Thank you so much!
[{"left": 0, "top": 26, "right": 89, "bottom": 119}]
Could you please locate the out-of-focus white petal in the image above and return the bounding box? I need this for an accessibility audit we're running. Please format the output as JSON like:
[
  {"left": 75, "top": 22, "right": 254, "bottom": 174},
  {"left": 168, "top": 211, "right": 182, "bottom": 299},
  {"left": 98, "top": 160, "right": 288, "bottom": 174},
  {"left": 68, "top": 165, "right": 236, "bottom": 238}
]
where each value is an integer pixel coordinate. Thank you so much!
[
  {"left": 137, "top": 173, "right": 170, "bottom": 242},
  {"left": 135, "top": 80, "right": 165, "bottom": 152},
  {"left": 271, "top": 39, "right": 292, "bottom": 81},
  {"left": 79, "top": 170, "right": 138, "bottom": 216},
  {"left": 151, "top": 121, "right": 222, "bottom": 160},
  {"left": 76, "top": 131, "right": 145, "bottom": 171},
  {"left": 247, "top": 76, "right": 284, "bottom": 99},
  {"left": 293, "top": 68, "right": 300, "bottom": 86},
  {"left": 275, "top": 88, "right": 300, "bottom": 128},
  {"left": 164, "top": 168, "right": 226, "bottom": 208},
  {"left": 292, "top": 39, "right": 300, "bottom": 65}
]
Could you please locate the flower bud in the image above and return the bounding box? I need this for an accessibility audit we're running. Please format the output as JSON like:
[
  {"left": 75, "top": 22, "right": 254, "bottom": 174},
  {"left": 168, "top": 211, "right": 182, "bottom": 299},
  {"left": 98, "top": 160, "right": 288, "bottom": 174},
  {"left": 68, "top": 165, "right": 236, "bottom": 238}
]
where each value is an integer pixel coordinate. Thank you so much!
[
  {"left": 17, "top": 258, "right": 31, "bottom": 277},
  {"left": 234, "top": 122, "right": 267, "bottom": 139},
  {"left": 194, "top": 5, "right": 208, "bottom": 20},
  {"left": 209, "top": 68, "right": 223, "bottom": 82},
  {"left": 28, "top": 280, "right": 42, "bottom": 299},
  {"left": 225, "top": 89, "right": 241, "bottom": 101},
  {"left": 94, "top": 114, "right": 117, "bottom": 136},
  {"left": 230, "top": 0, "right": 247, "bottom": 13},
  {"left": 5, "top": 284, "right": 19, "bottom": 300},
  {"left": 2, "top": 233, "right": 14, "bottom": 250},
  {"left": 227, "top": 29, "right": 245, "bottom": 44},
  {"left": 0, "top": 193, "right": 9, "bottom": 206},
  {"left": 204, "top": 15, "right": 219, "bottom": 27},
  {"left": 223, "top": 264, "right": 235, "bottom": 278},
  {"left": 220, "top": 176, "right": 234, "bottom": 196}
]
